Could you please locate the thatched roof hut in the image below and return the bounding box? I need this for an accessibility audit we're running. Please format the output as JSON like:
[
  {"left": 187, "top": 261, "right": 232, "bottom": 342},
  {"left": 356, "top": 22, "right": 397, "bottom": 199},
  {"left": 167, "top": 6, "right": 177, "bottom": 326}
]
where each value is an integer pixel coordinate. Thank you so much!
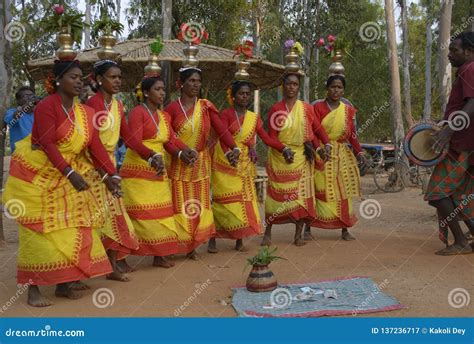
[{"left": 27, "top": 39, "right": 285, "bottom": 92}]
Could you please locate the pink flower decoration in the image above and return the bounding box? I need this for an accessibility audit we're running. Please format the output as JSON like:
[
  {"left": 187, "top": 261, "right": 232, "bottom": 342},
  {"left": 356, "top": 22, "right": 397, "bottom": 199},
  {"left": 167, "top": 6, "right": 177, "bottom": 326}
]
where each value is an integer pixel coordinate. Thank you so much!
[
  {"left": 53, "top": 4, "right": 64, "bottom": 15},
  {"left": 327, "top": 35, "right": 336, "bottom": 43},
  {"left": 316, "top": 38, "right": 325, "bottom": 47},
  {"left": 326, "top": 44, "right": 334, "bottom": 52}
]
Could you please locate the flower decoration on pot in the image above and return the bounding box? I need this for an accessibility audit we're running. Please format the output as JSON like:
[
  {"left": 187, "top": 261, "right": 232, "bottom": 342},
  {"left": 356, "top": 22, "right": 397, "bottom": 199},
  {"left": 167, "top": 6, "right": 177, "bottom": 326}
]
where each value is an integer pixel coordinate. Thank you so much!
[
  {"left": 43, "top": 4, "right": 87, "bottom": 45},
  {"left": 246, "top": 246, "right": 286, "bottom": 292},
  {"left": 177, "top": 22, "right": 209, "bottom": 45},
  {"left": 283, "top": 39, "right": 304, "bottom": 73},
  {"left": 144, "top": 36, "right": 164, "bottom": 75},
  {"left": 233, "top": 40, "right": 254, "bottom": 81}
]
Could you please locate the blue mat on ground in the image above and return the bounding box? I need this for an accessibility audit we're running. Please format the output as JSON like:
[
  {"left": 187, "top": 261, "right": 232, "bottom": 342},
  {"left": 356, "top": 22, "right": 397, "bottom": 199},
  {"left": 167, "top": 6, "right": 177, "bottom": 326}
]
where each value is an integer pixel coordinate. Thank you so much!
[{"left": 231, "top": 276, "right": 405, "bottom": 317}]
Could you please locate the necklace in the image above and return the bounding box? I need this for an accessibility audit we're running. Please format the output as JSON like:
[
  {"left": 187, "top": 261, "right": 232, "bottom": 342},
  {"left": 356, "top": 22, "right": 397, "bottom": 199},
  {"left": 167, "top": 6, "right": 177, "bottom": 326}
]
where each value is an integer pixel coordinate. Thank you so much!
[
  {"left": 61, "top": 103, "right": 82, "bottom": 134},
  {"left": 326, "top": 100, "right": 340, "bottom": 111},
  {"left": 142, "top": 103, "right": 160, "bottom": 136},
  {"left": 234, "top": 108, "right": 245, "bottom": 134},
  {"left": 178, "top": 97, "right": 197, "bottom": 133},
  {"left": 104, "top": 98, "right": 112, "bottom": 113},
  {"left": 285, "top": 100, "right": 296, "bottom": 114}
]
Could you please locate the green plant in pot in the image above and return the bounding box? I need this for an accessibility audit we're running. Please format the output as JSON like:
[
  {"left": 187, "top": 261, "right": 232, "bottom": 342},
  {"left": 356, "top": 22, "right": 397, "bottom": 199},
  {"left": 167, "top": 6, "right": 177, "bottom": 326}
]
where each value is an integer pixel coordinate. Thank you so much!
[
  {"left": 93, "top": 13, "right": 124, "bottom": 60},
  {"left": 42, "top": 4, "right": 87, "bottom": 59},
  {"left": 246, "top": 246, "right": 285, "bottom": 292}
]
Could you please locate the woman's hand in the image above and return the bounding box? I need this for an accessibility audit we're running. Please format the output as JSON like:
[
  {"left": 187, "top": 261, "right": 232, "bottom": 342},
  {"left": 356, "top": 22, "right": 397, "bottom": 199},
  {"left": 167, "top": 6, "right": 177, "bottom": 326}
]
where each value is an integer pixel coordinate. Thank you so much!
[
  {"left": 225, "top": 150, "right": 238, "bottom": 167},
  {"left": 179, "top": 148, "right": 198, "bottom": 166},
  {"left": 303, "top": 141, "right": 315, "bottom": 162},
  {"left": 149, "top": 153, "right": 165, "bottom": 176},
  {"left": 104, "top": 175, "right": 123, "bottom": 198},
  {"left": 249, "top": 147, "right": 258, "bottom": 164},
  {"left": 65, "top": 167, "right": 89, "bottom": 192},
  {"left": 282, "top": 147, "right": 295, "bottom": 164}
]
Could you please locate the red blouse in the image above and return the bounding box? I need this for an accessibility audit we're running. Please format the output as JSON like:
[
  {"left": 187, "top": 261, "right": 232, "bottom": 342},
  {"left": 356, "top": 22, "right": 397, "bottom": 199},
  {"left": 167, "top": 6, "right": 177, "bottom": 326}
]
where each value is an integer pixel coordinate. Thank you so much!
[
  {"left": 31, "top": 94, "right": 116, "bottom": 175},
  {"left": 86, "top": 92, "right": 154, "bottom": 159},
  {"left": 267, "top": 100, "right": 329, "bottom": 147},
  {"left": 164, "top": 99, "right": 236, "bottom": 151},
  {"left": 313, "top": 100, "right": 362, "bottom": 154},
  {"left": 219, "top": 108, "right": 285, "bottom": 152},
  {"left": 126, "top": 104, "right": 187, "bottom": 153}
]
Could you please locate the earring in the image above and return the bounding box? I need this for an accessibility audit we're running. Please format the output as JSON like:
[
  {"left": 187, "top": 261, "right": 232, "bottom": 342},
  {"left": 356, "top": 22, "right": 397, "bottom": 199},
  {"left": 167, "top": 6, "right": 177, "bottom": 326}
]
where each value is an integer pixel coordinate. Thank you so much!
[
  {"left": 144, "top": 94, "right": 148, "bottom": 98},
  {"left": 56, "top": 82, "right": 60, "bottom": 86},
  {"left": 98, "top": 81, "right": 102, "bottom": 86}
]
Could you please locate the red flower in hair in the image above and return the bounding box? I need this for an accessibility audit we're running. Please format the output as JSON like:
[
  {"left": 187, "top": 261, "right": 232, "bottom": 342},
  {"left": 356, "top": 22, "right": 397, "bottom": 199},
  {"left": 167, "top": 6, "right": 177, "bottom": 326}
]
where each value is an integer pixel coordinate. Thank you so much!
[{"left": 327, "top": 35, "right": 336, "bottom": 43}]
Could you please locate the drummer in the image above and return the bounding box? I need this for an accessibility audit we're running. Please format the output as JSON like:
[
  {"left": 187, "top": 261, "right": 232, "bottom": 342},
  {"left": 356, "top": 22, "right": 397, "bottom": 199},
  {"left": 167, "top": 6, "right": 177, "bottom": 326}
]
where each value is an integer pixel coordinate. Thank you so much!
[{"left": 425, "top": 31, "right": 474, "bottom": 256}]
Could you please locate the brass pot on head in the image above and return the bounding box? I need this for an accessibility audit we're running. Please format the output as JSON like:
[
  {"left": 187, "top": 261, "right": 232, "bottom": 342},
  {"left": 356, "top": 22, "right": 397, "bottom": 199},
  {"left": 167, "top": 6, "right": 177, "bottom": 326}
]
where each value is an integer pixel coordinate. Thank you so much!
[
  {"left": 235, "top": 60, "right": 250, "bottom": 81},
  {"left": 182, "top": 43, "right": 199, "bottom": 68},
  {"left": 284, "top": 47, "right": 300, "bottom": 73},
  {"left": 97, "top": 34, "right": 120, "bottom": 60},
  {"left": 144, "top": 53, "right": 162, "bottom": 75},
  {"left": 329, "top": 50, "right": 345, "bottom": 76},
  {"left": 56, "top": 26, "right": 77, "bottom": 60}
]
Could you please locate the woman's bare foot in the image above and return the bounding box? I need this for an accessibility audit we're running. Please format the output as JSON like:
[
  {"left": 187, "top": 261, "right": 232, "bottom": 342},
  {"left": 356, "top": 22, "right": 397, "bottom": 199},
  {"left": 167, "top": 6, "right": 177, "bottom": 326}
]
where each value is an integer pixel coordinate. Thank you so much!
[
  {"left": 27, "top": 285, "right": 53, "bottom": 307},
  {"left": 294, "top": 238, "right": 306, "bottom": 246},
  {"left": 106, "top": 271, "right": 130, "bottom": 282},
  {"left": 153, "top": 256, "right": 175, "bottom": 268},
  {"left": 235, "top": 239, "right": 249, "bottom": 252},
  {"left": 70, "top": 281, "right": 90, "bottom": 291},
  {"left": 342, "top": 229, "right": 356, "bottom": 241},
  {"left": 186, "top": 250, "right": 199, "bottom": 260},
  {"left": 207, "top": 238, "right": 218, "bottom": 253},
  {"left": 260, "top": 235, "right": 271, "bottom": 246},
  {"left": 304, "top": 228, "right": 315, "bottom": 241},
  {"left": 435, "top": 244, "right": 473, "bottom": 256},
  {"left": 116, "top": 259, "right": 136, "bottom": 273},
  {"left": 55, "top": 283, "right": 83, "bottom": 300}
]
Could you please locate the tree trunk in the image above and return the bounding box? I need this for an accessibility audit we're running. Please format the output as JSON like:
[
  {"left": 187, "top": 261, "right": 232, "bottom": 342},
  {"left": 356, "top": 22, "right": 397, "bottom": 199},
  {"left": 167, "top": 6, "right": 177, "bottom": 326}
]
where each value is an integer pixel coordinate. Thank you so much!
[
  {"left": 385, "top": 0, "right": 405, "bottom": 148},
  {"left": 0, "top": 0, "right": 13, "bottom": 244},
  {"left": 438, "top": 0, "right": 453, "bottom": 113},
  {"left": 84, "top": 0, "right": 91, "bottom": 49},
  {"left": 253, "top": 1, "right": 262, "bottom": 114},
  {"left": 162, "top": 0, "right": 173, "bottom": 103},
  {"left": 400, "top": 0, "right": 414, "bottom": 128},
  {"left": 423, "top": 11, "right": 433, "bottom": 120}
]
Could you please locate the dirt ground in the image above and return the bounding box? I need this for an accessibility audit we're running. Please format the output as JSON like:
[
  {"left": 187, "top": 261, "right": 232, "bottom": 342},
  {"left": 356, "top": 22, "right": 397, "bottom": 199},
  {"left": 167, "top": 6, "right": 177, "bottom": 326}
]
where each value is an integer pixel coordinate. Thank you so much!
[{"left": 0, "top": 167, "right": 473, "bottom": 317}]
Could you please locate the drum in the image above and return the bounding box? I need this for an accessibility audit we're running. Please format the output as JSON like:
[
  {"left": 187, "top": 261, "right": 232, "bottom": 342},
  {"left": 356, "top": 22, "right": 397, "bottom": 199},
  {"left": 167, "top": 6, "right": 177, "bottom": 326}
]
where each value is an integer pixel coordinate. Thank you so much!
[{"left": 404, "top": 123, "right": 449, "bottom": 167}]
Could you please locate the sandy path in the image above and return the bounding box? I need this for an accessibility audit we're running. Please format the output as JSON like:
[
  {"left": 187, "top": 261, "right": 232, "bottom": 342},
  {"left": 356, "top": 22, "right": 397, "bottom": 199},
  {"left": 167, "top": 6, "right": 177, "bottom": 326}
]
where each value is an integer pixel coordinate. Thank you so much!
[{"left": 0, "top": 176, "right": 473, "bottom": 317}]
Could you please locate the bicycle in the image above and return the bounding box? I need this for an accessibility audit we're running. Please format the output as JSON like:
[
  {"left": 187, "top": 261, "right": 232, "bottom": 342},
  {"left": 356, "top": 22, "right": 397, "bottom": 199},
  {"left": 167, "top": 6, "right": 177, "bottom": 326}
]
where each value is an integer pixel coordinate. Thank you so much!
[{"left": 366, "top": 142, "right": 432, "bottom": 193}]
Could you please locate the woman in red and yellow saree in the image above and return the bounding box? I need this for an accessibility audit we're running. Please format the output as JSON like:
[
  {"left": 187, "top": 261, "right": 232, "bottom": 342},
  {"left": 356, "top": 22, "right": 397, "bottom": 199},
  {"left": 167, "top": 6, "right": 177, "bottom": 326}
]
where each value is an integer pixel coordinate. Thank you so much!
[
  {"left": 121, "top": 75, "right": 192, "bottom": 268},
  {"left": 3, "top": 60, "right": 121, "bottom": 307},
  {"left": 208, "top": 81, "right": 294, "bottom": 253},
  {"left": 86, "top": 60, "right": 165, "bottom": 279},
  {"left": 261, "top": 73, "right": 329, "bottom": 246},
  {"left": 308, "top": 75, "right": 367, "bottom": 241},
  {"left": 164, "top": 68, "right": 240, "bottom": 259}
]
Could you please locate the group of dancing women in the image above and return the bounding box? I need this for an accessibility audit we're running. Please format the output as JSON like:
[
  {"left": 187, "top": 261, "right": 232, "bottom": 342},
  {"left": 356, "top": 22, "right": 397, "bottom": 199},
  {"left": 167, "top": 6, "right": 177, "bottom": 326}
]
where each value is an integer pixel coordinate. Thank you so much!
[{"left": 3, "top": 51, "right": 366, "bottom": 307}]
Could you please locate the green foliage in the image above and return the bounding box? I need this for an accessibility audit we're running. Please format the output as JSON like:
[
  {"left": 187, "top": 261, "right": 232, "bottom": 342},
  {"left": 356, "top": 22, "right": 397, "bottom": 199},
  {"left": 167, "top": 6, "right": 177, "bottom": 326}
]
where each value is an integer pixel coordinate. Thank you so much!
[
  {"left": 150, "top": 36, "right": 164, "bottom": 55},
  {"left": 246, "top": 246, "right": 285, "bottom": 266},
  {"left": 92, "top": 17, "right": 124, "bottom": 36},
  {"left": 41, "top": 8, "right": 87, "bottom": 44}
]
